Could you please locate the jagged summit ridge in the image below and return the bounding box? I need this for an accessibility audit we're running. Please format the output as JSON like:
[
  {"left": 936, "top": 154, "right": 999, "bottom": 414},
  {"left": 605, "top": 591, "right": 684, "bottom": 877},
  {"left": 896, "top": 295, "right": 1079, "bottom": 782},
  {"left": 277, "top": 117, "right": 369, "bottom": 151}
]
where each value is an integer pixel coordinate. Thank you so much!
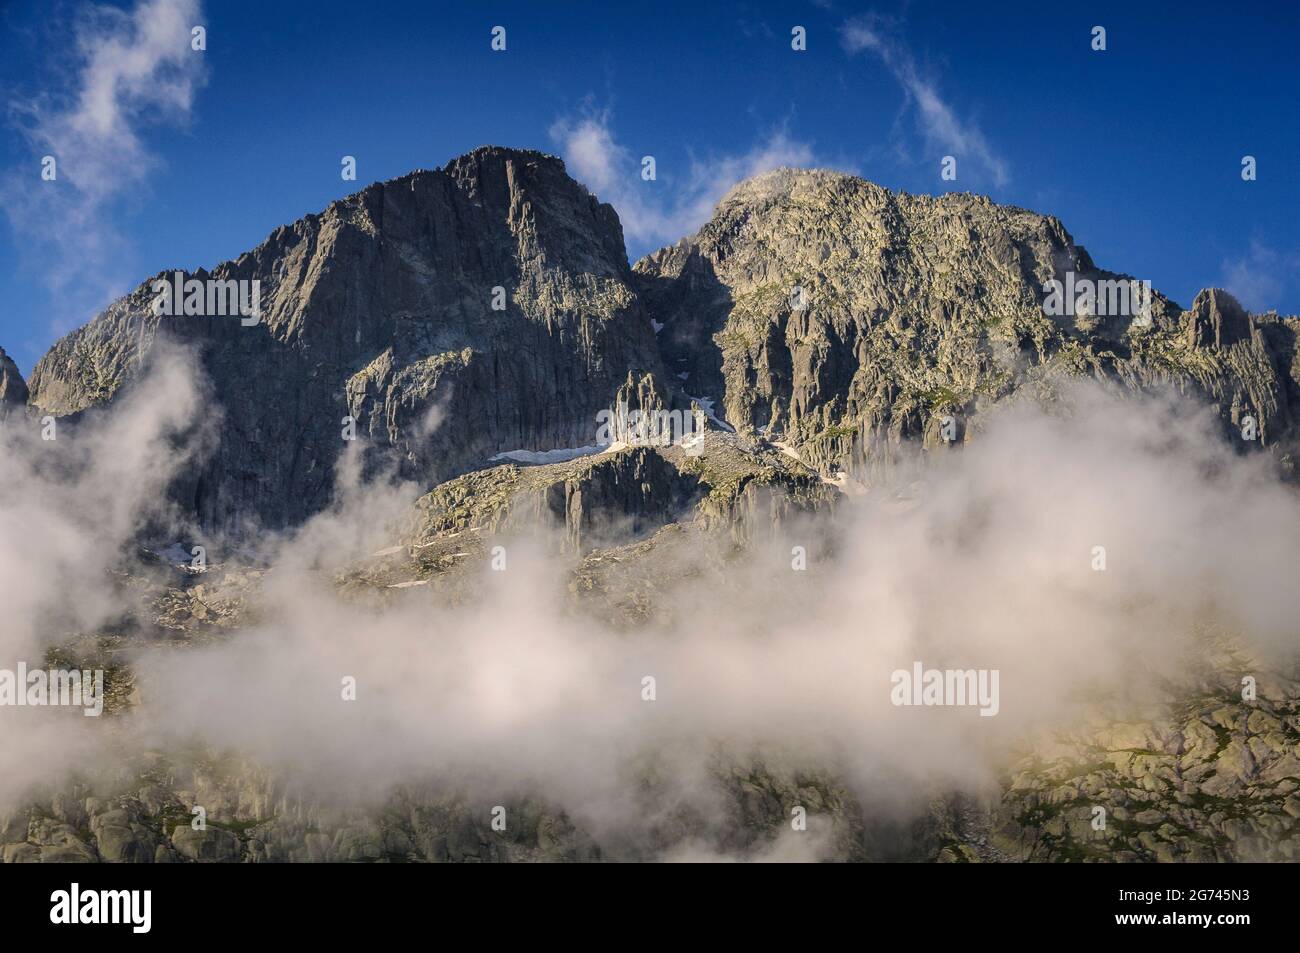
[
  {"left": 15, "top": 145, "right": 1300, "bottom": 531},
  {"left": 0, "top": 346, "right": 27, "bottom": 414},
  {"left": 635, "top": 162, "right": 1298, "bottom": 472},
  {"left": 24, "top": 145, "right": 664, "bottom": 531}
]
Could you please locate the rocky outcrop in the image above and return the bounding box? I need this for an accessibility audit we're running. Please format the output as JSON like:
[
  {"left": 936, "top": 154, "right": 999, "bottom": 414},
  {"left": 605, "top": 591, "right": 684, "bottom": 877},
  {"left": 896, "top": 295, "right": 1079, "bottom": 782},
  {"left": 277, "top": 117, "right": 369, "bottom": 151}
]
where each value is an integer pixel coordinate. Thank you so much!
[
  {"left": 1174, "top": 288, "right": 1293, "bottom": 444},
  {"left": 411, "top": 445, "right": 703, "bottom": 553},
  {"left": 408, "top": 429, "right": 833, "bottom": 556},
  {"left": 0, "top": 347, "right": 27, "bottom": 416},
  {"left": 936, "top": 670, "right": 1300, "bottom": 863}
]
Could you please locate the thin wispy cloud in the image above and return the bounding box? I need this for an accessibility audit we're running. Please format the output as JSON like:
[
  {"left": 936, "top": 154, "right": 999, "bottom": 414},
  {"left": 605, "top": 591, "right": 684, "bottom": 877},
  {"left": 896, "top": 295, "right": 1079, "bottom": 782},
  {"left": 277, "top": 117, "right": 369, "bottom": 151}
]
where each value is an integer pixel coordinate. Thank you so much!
[
  {"left": 550, "top": 108, "right": 846, "bottom": 253},
  {"left": 840, "top": 15, "right": 1009, "bottom": 188},
  {"left": 1219, "top": 239, "right": 1299, "bottom": 313},
  {"left": 2, "top": 0, "right": 207, "bottom": 335}
]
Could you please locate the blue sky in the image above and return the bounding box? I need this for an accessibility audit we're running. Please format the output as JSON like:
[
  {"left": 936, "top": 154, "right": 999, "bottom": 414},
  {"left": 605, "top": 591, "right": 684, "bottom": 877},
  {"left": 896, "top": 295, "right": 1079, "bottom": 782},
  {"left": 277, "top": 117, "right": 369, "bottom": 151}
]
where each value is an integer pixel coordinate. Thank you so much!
[{"left": 1, "top": 0, "right": 1297, "bottom": 373}]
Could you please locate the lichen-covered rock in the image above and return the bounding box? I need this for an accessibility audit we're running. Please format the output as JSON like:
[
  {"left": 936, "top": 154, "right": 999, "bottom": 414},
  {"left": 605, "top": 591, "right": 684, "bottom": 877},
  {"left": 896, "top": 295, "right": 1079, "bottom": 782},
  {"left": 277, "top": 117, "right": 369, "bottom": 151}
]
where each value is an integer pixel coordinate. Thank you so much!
[
  {"left": 170, "top": 826, "right": 241, "bottom": 863},
  {"left": 635, "top": 169, "right": 1299, "bottom": 478},
  {"left": 948, "top": 676, "right": 1300, "bottom": 862}
]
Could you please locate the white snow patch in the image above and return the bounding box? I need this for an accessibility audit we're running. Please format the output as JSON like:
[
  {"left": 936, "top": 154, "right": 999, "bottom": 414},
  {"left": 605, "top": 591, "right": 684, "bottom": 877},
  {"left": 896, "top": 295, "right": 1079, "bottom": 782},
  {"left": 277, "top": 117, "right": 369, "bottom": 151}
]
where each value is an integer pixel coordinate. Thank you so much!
[
  {"left": 651, "top": 320, "right": 665, "bottom": 333},
  {"left": 156, "top": 541, "right": 208, "bottom": 572},
  {"left": 773, "top": 440, "right": 865, "bottom": 494},
  {"left": 686, "top": 395, "right": 734, "bottom": 433},
  {"left": 490, "top": 445, "right": 603, "bottom": 465}
]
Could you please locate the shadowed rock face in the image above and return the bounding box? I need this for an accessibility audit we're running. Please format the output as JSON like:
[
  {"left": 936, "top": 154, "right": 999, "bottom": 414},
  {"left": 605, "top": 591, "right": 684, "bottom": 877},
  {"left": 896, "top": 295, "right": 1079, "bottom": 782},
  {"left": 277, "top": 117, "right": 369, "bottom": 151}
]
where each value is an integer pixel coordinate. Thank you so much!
[
  {"left": 0, "top": 347, "right": 26, "bottom": 412},
  {"left": 24, "top": 147, "right": 668, "bottom": 532}
]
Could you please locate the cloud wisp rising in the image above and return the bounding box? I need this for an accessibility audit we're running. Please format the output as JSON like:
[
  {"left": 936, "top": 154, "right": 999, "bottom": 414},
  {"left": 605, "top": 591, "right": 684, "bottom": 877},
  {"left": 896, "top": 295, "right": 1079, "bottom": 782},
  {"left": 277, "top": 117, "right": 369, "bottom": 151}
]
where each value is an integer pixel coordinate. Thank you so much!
[
  {"left": 3, "top": 366, "right": 1297, "bottom": 857},
  {"left": 2, "top": 0, "right": 207, "bottom": 336},
  {"left": 840, "top": 15, "right": 1009, "bottom": 189},
  {"left": 1219, "top": 239, "right": 1300, "bottom": 313},
  {"left": 549, "top": 109, "right": 846, "bottom": 254}
]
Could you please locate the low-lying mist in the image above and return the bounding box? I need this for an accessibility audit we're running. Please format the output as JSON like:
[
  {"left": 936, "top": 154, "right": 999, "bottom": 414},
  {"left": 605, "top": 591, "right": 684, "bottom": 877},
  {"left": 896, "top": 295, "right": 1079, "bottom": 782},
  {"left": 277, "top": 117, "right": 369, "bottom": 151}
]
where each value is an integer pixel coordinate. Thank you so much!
[{"left": 2, "top": 347, "right": 1297, "bottom": 856}]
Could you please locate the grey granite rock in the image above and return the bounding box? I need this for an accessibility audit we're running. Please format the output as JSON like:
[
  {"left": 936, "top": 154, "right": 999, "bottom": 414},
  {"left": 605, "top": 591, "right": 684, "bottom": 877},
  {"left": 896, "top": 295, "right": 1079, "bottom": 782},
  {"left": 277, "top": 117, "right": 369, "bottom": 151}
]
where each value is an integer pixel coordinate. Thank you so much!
[
  {"left": 27, "top": 147, "right": 670, "bottom": 533},
  {"left": 0, "top": 346, "right": 27, "bottom": 417},
  {"left": 635, "top": 168, "right": 1299, "bottom": 476}
]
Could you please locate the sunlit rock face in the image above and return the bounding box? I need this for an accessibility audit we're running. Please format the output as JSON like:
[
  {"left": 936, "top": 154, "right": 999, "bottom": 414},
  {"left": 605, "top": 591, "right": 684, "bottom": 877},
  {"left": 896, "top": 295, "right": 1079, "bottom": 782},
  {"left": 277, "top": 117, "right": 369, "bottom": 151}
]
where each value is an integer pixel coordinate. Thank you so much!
[{"left": 636, "top": 168, "right": 1298, "bottom": 476}]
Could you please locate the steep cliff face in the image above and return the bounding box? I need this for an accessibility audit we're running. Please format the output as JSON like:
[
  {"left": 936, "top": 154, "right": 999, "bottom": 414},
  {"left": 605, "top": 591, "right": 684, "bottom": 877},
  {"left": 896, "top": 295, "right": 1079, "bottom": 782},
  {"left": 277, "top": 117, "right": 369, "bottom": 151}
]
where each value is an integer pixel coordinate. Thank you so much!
[
  {"left": 634, "top": 169, "right": 1299, "bottom": 474},
  {"left": 22, "top": 154, "right": 1300, "bottom": 531},
  {"left": 26, "top": 147, "right": 668, "bottom": 532},
  {"left": 0, "top": 347, "right": 26, "bottom": 417}
]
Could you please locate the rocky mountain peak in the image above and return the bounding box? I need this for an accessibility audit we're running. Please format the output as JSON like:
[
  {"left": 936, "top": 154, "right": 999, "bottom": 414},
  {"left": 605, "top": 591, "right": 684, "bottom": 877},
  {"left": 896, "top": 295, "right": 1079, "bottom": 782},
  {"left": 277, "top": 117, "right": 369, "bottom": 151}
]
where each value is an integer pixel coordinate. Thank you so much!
[
  {"left": 1188, "top": 287, "right": 1253, "bottom": 348},
  {"left": 23, "top": 146, "right": 664, "bottom": 531},
  {"left": 14, "top": 149, "right": 1300, "bottom": 532},
  {"left": 0, "top": 346, "right": 27, "bottom": 411},
  {"left": 635, "top": 164, "right": 1299, "bottom": 473}
]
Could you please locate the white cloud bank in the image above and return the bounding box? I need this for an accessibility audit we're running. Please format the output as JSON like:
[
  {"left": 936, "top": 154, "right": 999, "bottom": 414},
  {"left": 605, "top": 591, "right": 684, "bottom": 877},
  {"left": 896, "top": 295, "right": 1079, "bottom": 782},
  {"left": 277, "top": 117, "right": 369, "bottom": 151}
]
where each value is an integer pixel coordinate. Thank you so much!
[{"left": 2, "top": 363, "right": 1297, "bottom": 858}]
